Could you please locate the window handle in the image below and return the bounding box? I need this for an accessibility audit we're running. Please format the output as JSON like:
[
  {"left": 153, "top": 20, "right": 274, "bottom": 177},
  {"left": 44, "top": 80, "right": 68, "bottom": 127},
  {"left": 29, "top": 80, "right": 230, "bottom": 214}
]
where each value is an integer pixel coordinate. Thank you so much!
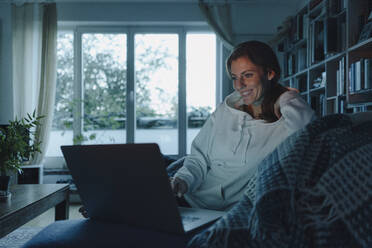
[{"left": 129, "top": 90, "right": 134, "bottom": 102}]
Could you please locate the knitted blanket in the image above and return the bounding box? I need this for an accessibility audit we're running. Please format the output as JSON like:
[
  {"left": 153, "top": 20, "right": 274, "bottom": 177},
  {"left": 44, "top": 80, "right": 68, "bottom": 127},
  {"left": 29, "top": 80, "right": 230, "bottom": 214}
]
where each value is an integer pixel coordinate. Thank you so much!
[{"left": 187, "top": 114, "right": 372, "bottom": 248}]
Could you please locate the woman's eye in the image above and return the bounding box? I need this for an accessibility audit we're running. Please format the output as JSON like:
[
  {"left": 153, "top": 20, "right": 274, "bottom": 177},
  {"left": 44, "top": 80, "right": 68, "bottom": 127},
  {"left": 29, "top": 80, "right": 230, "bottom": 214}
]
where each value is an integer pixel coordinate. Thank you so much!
[{"left": 244, "top": 73, "right": 253, "bottom": 78}]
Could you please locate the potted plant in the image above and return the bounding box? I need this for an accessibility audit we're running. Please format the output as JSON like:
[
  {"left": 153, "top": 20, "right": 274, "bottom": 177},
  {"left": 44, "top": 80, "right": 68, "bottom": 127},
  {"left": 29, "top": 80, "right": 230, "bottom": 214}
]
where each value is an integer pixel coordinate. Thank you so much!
[{"left": 0, "top": 111, "right": 44, "bottom": 199}]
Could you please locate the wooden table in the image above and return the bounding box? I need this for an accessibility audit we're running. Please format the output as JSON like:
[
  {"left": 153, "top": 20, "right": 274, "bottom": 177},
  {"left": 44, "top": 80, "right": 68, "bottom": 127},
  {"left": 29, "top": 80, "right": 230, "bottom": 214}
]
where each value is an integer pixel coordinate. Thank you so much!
[{"left": 0, "top": 184, "right": 70, "bottom": 238}]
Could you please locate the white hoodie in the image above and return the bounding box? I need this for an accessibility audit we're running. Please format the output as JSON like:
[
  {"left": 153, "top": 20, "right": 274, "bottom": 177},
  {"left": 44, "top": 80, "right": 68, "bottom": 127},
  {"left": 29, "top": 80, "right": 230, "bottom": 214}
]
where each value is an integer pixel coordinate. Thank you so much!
[{"left": 175, "top": 90, "right": 315, "bottom": 210}]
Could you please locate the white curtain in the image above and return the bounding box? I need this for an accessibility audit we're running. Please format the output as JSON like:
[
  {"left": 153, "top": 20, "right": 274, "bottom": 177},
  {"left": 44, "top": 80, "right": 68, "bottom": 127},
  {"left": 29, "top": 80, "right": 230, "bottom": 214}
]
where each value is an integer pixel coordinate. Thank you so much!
[
  {"left": 198, "top": 0, "right": 235, "bottom": 50},
  {"left": 12, "top": 3, "right": 57, "bottom": 165}
]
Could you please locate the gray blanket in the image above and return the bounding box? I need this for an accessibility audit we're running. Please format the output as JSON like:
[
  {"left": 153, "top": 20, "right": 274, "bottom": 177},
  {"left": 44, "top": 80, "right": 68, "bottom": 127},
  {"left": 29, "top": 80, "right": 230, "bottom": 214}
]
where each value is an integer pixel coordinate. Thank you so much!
[{"left": 187, "top": 114, "right": 372, "bottom": 248}]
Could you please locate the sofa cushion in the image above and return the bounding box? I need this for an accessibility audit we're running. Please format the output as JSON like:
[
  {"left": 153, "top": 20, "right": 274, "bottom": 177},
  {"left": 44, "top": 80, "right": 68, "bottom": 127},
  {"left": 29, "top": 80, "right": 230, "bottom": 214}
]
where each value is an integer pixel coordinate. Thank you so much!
[
  {"left": 167, "top": 157, "right": 186, "bottom": 177},
  {"left": 22, "top": 219, "right": 187, "bottom": 248},
  {"left": 349, "top": 111, "right": 372, "bottom": 126}
]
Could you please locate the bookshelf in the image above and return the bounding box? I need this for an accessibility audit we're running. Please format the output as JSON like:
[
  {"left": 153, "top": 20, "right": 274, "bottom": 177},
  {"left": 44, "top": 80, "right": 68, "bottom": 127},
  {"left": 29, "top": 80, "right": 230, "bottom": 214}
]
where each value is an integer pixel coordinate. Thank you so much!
[{"left": 273, "top": 0, "right": 372, "bottom": 117}]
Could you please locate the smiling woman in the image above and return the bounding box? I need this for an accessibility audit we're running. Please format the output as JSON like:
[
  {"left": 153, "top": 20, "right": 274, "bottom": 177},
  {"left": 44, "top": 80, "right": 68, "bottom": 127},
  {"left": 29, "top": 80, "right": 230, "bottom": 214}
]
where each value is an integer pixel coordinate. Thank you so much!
[{"left": 171, "top": 40, "right": 316, "bottom": 211}]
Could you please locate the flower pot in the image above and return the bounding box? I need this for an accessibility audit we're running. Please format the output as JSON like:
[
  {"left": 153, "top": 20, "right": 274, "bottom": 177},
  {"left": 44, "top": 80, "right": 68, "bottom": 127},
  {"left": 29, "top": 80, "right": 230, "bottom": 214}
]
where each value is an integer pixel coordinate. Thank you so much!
[
  {"left": 0, "top": 175, "right": 11, "bottom": 201},
  {"left": 0, "top": 175, "right": 11, "bottom": 194}
]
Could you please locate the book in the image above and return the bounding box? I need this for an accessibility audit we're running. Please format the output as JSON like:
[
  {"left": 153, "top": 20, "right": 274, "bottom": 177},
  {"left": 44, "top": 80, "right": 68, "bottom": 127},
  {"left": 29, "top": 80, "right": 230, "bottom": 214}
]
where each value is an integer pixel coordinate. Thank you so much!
[
  {"left": 326, "top": 99, "right": 337, "bottom": 114},
  {"left": 336, "top": 68, "right": 340, "bottom": 95},
  {"left": 325, "top": 17, "right": 338, "bottom": 56},
  {"left": 297, "top": 47, "right": 307, "bottom": 71},
  {"left": 303, "top": 14, "right": 308, "bottom": 39},
  {"left": 339, "top": 57, "right": 345, "bottom": 95},
  {"left": 360, "top": 59, "right": 365, "bottom": 89},
  {"left": 288, "top": 54, "right": 293, "bottom": 75},
  {"left": 309, "top": 22, "right": 315, "bottom": 64},
  {"left": 296, "top": 14, "right": 303, "bottom": 41},
  {"left": 355, "top": 60, "right": 361, "bottom": 91},
  {"left": 320, "top": 94, "right": 326, "bottom": 116},
  {"left": 339, "top": 98, "right": 345, "bottom": 114},
  {"left": 314, "top": 20, "right": 324, "bottom": 62},
  {"left": 339, "top": 21, "right": 346, "bottom": 51},
  {"left": 365, "top": 58, "right": 372, "bottom": 89},
  {"left": 349, "top": 63, "right": 355, "bottom": 93}
]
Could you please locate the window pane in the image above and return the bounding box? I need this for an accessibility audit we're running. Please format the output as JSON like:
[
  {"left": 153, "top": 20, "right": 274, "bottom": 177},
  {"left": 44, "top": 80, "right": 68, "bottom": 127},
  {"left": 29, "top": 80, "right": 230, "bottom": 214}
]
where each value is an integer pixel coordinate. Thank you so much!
[
  {"left": 46, "top": 32, "right": 74, "bottom": 157},
  {"left": 135, "top": 34, "right": 178, "bottom": 154},
  {"left": 186, "top": 33, "right": 216, "bottom": 154},
  {"left": 82, "top": 33, "right": 127, "bottom": 144}
]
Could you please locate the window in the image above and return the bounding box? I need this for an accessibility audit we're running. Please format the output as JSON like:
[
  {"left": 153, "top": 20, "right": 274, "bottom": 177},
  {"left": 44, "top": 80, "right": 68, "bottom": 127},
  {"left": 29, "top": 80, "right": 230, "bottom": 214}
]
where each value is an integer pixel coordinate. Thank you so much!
[
  {"left": 82, "top": 33, "right": 127, "bottom": 144},
  {"left": 186, "top": 33, "right": 216, "bottom": 153},
  {"left": 135, "top": 34, "right": 179, "bottom": 154},
  {"left": 46, "top": 27, "right": 218, "bottom": 158}
]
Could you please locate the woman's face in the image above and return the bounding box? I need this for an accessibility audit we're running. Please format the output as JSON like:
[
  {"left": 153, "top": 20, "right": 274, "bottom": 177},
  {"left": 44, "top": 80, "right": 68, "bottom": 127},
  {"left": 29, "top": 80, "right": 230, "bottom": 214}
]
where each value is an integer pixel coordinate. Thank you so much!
[{"left": 230, "top": 56, "right": 268, "bottom": 106}]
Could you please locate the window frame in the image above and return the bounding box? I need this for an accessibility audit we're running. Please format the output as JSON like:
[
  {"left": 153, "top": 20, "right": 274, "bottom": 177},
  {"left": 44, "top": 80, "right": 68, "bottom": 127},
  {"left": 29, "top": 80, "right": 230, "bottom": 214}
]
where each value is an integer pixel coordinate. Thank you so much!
[{"left": 50, "top": 24, "right": 221, "bottom": 162}]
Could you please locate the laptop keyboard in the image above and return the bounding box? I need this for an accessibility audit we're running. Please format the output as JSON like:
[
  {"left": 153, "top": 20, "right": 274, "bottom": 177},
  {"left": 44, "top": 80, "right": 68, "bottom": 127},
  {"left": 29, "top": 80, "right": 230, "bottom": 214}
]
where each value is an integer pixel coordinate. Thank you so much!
[{"left": 181, "top": 215, "right": 201, "bottom": 223}]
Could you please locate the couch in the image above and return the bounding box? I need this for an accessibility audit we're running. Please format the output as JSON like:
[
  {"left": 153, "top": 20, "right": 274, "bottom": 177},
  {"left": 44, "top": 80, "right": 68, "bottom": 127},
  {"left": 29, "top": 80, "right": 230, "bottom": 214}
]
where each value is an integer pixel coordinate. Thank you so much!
[{"left": 23, "top": 112, "right": 372, "bottom": 248}]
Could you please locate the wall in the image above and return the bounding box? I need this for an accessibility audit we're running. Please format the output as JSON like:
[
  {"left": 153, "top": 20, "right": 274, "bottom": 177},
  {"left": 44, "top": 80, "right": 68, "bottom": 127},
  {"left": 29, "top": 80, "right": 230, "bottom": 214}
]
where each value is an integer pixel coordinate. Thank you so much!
[
  {"left": 231, "top": 2, "right": 297, "bottom": 44},
  {"left": 58, "top": 2, "right": 205, "bottom": 24}
]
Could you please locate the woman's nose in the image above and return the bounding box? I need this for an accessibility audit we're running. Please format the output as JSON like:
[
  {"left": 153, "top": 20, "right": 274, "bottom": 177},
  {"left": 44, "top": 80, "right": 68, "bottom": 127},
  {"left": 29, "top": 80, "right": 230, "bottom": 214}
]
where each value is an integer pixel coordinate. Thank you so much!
[
  {"left": 238, "top": 77, "right": 246, "bottom": 89},
  {"left": 234, "top": 80, "right": 241, "bottom": 90}
]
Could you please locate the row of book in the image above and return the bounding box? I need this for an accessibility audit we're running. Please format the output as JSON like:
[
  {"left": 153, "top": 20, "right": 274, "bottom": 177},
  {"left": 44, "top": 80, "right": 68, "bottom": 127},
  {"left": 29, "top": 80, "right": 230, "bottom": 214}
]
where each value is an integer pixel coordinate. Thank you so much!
[
  {"left": 308, "top": 16, "right": 346, "bottom": 64},
  {"left": 318, "top": 96, "right": 365, "bottom": 116},
  {"left": 317, "top": 95, "right": 363, "bottom": 116},
  {"left": 311, "top": 94, "right": 326, "bottom": 117},
  {"left": 285, "top": 47, "right": 307, "bottom": 76},
  {"left": 349, "top": 58, "right": 372, "bottom": 93}
]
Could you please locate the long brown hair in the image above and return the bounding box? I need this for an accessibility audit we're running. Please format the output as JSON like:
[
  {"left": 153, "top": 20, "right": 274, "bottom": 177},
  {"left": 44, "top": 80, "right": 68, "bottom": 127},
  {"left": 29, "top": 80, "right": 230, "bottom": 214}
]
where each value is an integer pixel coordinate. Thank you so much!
[{"left": 226, "top": 40, "right": 288, "bottom": 123}]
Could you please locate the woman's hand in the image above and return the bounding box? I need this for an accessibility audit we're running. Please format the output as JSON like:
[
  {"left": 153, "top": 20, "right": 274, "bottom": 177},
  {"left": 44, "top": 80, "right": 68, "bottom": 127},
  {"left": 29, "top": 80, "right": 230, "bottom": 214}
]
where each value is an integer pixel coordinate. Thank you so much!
[
  {"left": 274, "top": 100, "right": 282, "bottom": 119},
  {"left": 78, "top": 206, "right": 89, "bottom": 218},
  {"left": 170, "top": 177, "right": 188, "bottom": 198},
  {"left": 275, "top": 88, "right": 299, "bottom": 119}
]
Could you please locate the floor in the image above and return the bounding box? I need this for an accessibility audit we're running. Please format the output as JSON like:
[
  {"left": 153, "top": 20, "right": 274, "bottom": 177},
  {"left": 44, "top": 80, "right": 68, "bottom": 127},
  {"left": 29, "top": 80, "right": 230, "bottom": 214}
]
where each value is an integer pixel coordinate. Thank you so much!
[
  {"left": 0, "top": 205, "right": 85, "bottom": 248},
  {"left": 21, "top": 203, "right": 84, "bottom": 228}
]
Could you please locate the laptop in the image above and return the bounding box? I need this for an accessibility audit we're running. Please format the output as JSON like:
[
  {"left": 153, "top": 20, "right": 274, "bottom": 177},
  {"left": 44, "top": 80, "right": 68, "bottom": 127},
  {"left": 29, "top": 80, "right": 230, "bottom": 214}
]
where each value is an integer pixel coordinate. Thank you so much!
[{"left": 61, "top": 143, "right": 225, "bottom": 236}]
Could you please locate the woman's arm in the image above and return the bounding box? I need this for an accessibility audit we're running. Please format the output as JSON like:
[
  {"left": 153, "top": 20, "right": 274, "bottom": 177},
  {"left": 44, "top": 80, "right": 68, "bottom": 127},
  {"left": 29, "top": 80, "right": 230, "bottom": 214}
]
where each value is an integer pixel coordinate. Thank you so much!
[
  {"left": 275, "top": 90, "right": 316, "bottom": 131},
  {"left": 173, "top": 112, "right": 216, "bottom": 194}
]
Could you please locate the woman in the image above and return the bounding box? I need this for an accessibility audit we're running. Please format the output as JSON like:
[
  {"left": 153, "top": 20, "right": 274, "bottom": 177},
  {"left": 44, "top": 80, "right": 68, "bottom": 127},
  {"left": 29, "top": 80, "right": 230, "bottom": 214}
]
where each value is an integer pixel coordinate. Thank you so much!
[{"left": 171, "top": 40, "right": 315, "bottom": 211}]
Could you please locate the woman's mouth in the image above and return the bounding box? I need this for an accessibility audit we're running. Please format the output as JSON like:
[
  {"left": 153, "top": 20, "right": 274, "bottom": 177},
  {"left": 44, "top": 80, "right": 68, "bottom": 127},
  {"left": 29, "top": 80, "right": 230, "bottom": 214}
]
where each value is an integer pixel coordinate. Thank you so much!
[{"left": 240, "top": 89, "right": 253, "bottom": 98}]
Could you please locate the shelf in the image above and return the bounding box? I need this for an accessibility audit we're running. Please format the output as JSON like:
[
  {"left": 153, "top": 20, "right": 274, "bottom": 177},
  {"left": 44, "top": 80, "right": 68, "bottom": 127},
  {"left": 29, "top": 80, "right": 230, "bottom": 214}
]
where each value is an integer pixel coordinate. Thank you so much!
[
  {"left": 349, "top": 37, "right": 372, "bottom": 52},
  {"left": 275, "top": 0, "right": 372, "bottom": 115},
  {"left": 348, "top": 89, "right": 372, "bottom": 105},
  {"left": 293, "top": 38, "right": 307, "bottom": 48},
  {"left": 310, "top": 86, "right": 325, "bottom": 94},
  {"left": 309, "top": 1, "right": 325, "bottom": 18},
  {"left": 329, "top": 9, "right": 346, "bottom": 18},
  {"left": 324, "top": 51, "right": 346, "bottom": 63},
  {"left": 327, "top": 96, "right": 338, "bottom": 100},
  {"left": 308, "top": 61, "right": 325, "bottom": 71},
  {"left": 282, "top": 69, "right": 308, "bottom": 81}
]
